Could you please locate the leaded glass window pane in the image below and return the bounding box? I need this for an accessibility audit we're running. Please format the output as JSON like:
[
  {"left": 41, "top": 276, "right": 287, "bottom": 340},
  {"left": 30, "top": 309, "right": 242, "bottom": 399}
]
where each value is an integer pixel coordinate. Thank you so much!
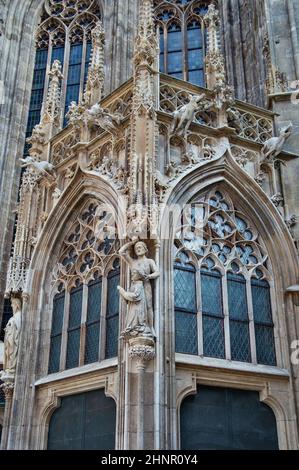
[
  {"left": 201, "top": 270, "right": 225, "bottom": 359},
  {"left": 48, "top": 292, "right": 65, "bottom": 374},
  {"left": 201, "top": 270, "right": 222, "bottom": 317},
  {"left": 105, "top": 271, "right": 120, "bottom": 359},
  {"left": 174, "top": 266, "right": 196, "bottom": 311},
  {"left": 203, "top": 316, "right": 225, "bottom": 358},
  {"left": 174, "top": 265, "right": 197, "bottom": 355},
  {"left": 66, "top": 285, "right": 83, "bottom": 369},
  {"left": 175, "top": 310, "right": 198, "bottom": 355},
  {"left": 227, "top": 274, "right": 248, "bottom": 321},
  {"left": 64, "top": 43, "right": 83, "bottom": 123},
  {"left": 227, "top": 273, "right": 251, "bottom": 362},
  {"left": 85, "top": 279, "right": 102, "bottom": 365},
  {"left": 251, "top": 279, "right": 276, "bottom": 366},
  {"left": 251, "top": 279, "right": 273, "bottom": 324}
]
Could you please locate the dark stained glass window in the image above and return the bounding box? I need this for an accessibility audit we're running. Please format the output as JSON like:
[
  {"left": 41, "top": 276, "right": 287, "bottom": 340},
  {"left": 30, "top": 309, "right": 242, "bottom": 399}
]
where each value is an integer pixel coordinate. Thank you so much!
[
  {"left": 227, "top": 273, "right": 251, "bottom": 363},
  {"left": 66, "top": 284, "right": 83, "bottom": 370},
  {"left": 48, "top": 291, "right": 65, "bottom": 374},
  {"left": 85, "top": 278, "right": 102, "bottom": 365},
  {"left": 201, "top": 268, "right": 225, "bottom": 359},
  {"left": 251, "top": 279, "right": 276, "bottom": 366},
  {"left": 105, "top": 267, "right": 120, "bottom": 359},
  {"left": 174, "top": 262, "right": 198, "bottom": 355}
]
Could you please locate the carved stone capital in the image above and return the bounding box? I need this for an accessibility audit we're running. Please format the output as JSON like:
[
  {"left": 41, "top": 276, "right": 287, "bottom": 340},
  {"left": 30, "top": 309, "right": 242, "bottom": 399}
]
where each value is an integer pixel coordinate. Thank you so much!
[{"left": 128, "top": 336, "right": 155, "bottom": 369}]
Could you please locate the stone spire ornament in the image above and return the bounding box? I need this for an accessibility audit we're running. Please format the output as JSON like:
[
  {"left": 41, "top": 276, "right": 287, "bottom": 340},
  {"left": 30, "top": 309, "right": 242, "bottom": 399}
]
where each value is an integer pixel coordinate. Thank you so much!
[
  {"left": 83, "top": 21, "right": 105, "bottom": 107},
  {"left": 128, "top": 0, "right": 159, "bottom": 238},
  {"left": 204, "top": 4, "right": 234, "bottom": 127},
  {"left": 40, "top": 59, "right": 63, "bottom": 137}
]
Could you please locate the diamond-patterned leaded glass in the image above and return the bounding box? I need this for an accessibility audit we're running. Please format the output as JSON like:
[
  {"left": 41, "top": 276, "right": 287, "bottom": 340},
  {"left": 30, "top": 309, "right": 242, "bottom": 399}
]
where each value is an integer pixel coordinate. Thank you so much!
[
  {"left": 174, "top": 264, "right": 198, "bottom": 355},
  {"left": 251, "top": 279, "right": 273, "bottom": 324},
  {"left": 227, "top": 274, "right": 248, "bottom": 321},
  {"left": 251, "top": 278, "right": 276, "bottom": 366},
  {"left": 174, "top": 265, "right": 196, "bottom": 311},
  {"left": 227, "top": 273, "right": 251, "bottom": 362},
  {"left": 48, "top": 292, "right": 65, "bottom": 374},
  {"left": 201, "top": 269, "right": 225, "bottom": 359},
  {"left": 230, "top": 321, "right": 251, "bottom": 362},
  {"left": 105, "top": 270, "right": 120, "bottom": 359},
  {"left": 255, "top": 325, "right": 276, "bottom": 366},
  {"left": 66, "top": 285, "right": 83, "bottom": 369},
  {"left": 203, "top": 316, "right": 225, "bottom": 358},
  {"left": 85, "top": 279, "right": 102, "bottom": 365},
  {"left": 201, "top": 270, "right": 223, "bottom": 317},
  {"left": 175, "top": 310, "right": 198, "bottom": 355}
]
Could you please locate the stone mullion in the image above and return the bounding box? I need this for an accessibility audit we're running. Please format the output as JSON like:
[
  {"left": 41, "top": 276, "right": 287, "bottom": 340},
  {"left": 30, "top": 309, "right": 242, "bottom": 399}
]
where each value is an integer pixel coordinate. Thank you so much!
[
  {"left": 60, "top": 289, "right": 70, "bottom": 371},
  {"left": 247, "top": 277, "right": 257, "bottom": 364},
  {"left": 222, "top": 272, "right": 231, "bottom": 361}
]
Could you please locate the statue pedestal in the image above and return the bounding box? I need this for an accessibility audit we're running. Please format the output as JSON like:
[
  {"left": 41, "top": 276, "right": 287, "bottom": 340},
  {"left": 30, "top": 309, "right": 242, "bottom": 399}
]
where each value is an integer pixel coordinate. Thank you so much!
[{"left": 125, "top": 335, "right": 155, "bottom": 450}]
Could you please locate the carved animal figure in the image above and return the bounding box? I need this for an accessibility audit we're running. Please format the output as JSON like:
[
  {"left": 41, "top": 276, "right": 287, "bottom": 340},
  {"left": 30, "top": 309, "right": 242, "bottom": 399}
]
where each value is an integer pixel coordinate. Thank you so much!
[
  {"left": 20, "top": 157, "right": 55, "bottom": 176},
  {"left": 172, "top": 93, "right": 205, "bottom": 135},
  {"left": 87, "top": 103, "right": 121, "bottom": 135},
  {"left": 261, "top": 123, "right": 293, "bottom": 162}
]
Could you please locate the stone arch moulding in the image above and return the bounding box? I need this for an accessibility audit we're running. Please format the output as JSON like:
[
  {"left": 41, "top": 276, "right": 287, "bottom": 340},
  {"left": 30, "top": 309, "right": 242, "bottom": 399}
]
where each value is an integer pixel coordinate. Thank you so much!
[
  {"left": 36, "top": 371, "right": 117, "bottom": 450},
  {"left": 12, "top": 170, "right": 124, "bottom": 449}
]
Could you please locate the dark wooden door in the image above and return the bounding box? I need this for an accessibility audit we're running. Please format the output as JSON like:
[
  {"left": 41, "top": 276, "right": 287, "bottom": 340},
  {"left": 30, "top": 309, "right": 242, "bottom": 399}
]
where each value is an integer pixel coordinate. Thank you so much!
[
  {"left": 180, "top": 386, "right": 279, "bottom": 450},
  {"left": 48, "top": 389, "right": 116, "bottom": 450}
]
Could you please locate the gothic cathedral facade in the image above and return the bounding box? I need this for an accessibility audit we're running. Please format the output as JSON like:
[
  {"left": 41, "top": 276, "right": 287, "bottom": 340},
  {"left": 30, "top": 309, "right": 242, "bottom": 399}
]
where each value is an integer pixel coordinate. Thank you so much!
[{"left": 0, "top": 0, "right": 299, "bottom": 450}]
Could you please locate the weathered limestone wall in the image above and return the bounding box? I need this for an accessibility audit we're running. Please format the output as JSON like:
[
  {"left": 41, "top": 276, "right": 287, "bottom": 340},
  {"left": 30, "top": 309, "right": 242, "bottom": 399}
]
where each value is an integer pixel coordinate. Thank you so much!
[
  {"left": 265, "top": 0, "right": 299, "bottom": 241},
  {"left": 220, "top": 0, "right": 267, "bottom": 107}
]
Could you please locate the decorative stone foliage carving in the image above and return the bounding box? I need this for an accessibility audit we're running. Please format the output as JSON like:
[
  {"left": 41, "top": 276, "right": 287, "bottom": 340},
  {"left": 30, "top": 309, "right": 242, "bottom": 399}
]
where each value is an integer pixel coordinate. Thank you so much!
[
  {"left": 231, "top": 145, "right": 258, "bottom": 168},
  {"left": 53, "top": 199, "right": 119, "bottom": 288},
  {"left": 52, "top": 131, "right": 80, "bottom": 165},
  {"left": 87, "top": 145, "right": 128, "bottom": 192}
]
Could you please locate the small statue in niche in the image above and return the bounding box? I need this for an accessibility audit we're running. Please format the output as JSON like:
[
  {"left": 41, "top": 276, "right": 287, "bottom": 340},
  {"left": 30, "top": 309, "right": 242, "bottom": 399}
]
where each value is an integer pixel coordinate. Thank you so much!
[
  {"left": 172, "top": 93, "right": 205, "bottom": 136},
  {"left": 261, "top": 123, "right": 293, "bottom": 162},
  {"left": 117, "top": 239, "right": 160, "bottom": 340},
  {"left": 1, "top": 297, "right": 22, "bottom": 379}
]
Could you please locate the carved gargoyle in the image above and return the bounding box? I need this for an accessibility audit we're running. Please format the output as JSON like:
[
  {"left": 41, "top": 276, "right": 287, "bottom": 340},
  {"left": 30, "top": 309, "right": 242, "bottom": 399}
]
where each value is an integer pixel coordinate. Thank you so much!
[
  {"left": 20, "top": 156, "right": 56, "bottom": 180},
  {"left": 261, "top": 123, "right": 293, "bottom": 163},
  {"left": 172, "top": 94, "right": 205, "bottom": 136},
  {"left": 86, "top": 103, "right": 122, "bottom": 136}
]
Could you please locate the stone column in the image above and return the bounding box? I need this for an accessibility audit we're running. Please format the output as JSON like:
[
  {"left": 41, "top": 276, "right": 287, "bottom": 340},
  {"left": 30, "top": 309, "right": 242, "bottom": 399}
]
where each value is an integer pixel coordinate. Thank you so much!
[
  {"left": 128, "top": 337, "right": 155, "bottom": 449},
  {"left": 0, "top": 381, "right": 14, "bottom": 450}
]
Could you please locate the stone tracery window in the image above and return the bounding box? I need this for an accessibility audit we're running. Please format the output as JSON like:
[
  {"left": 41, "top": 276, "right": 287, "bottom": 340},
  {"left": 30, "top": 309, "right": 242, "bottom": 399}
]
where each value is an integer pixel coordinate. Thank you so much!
[
  {"left": 154, "top": 0, "right": 210, "bottom": 86},
  {"left": 174, "top": 189, "right": 277, "bottom": 366},
  {"left": 48, "top": 200, "right": 120, "bottom": 374},
  {"left": 25, "top": 0, "right": 102, "bottom": 154}
]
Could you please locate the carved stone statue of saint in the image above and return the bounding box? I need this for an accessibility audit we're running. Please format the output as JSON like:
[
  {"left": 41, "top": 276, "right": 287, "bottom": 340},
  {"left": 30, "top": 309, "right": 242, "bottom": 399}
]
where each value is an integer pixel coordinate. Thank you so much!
[
  {"left": 117, "top": 240, "right": 159, "bottom": 340},
  {"left": 2, "top": 297, "right": 22, "bottom": 378}
]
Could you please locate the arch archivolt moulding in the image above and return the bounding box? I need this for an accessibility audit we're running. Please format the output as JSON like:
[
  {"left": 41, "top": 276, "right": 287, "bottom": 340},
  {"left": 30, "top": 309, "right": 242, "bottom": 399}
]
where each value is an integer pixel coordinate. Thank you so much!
[{"left": 35, "top": 369, "right": 118, "bottom": 450}]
